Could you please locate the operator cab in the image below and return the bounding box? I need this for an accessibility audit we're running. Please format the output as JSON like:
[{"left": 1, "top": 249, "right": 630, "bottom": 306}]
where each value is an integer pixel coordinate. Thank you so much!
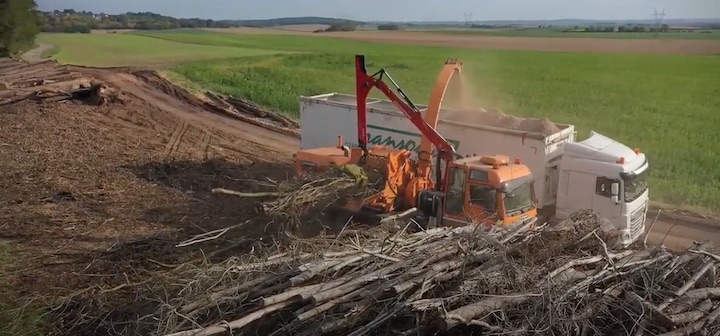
[{"left": 419, "top": 155, "right": 538, "bottom": 228}]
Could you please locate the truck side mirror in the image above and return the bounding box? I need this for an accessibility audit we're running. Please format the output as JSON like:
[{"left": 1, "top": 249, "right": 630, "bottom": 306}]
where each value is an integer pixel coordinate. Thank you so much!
[{"left": 611, "top": 182, "right": 620, "bottom": 204}]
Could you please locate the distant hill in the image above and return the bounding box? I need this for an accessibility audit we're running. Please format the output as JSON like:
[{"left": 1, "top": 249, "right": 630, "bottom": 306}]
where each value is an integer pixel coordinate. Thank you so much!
[
  {"left": 228, "top": 17, "right": 365, "bottom": 27},
  {"left": 373, "top": 18, "right": 720, "bottom": 28}
]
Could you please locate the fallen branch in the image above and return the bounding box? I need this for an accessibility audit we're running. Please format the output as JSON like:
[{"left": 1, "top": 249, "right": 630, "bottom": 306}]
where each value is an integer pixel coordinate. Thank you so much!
[{"left": 211, "top": 188, "right": 285, "bottom": 198}]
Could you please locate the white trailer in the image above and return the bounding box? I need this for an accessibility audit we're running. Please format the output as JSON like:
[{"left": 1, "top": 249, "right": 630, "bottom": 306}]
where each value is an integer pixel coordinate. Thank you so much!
[{"left": 299, "top": 92, "right": 650, "bottom": 245}]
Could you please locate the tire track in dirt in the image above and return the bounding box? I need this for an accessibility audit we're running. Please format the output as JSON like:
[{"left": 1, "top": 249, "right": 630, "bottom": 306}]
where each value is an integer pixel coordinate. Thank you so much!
[
  {"left": 164, "top": 120, "right": 189, "bottom": 160},
  {"left": 93, "top": 70, "right": 297, "bottom": 164},
  {"left": 197, "top": 129, "right": 212, "bottom": 160}
]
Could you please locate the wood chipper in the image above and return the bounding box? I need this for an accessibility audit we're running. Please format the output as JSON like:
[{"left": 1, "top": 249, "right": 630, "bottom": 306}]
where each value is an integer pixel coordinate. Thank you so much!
[{"left": 293, "top": 55, "right": 538, "bottom": 229}]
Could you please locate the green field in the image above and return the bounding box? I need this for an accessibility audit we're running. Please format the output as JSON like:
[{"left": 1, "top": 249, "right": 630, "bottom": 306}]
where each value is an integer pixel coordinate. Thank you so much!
[
  {"left": 411, "top": 27, "right": 720, "bottom": 40},
  {"left": 37, "top": 30, "right": 720, "bottom": 211},
  {"left": 37, "top": 32, "right": 289, "bottom": 67}
]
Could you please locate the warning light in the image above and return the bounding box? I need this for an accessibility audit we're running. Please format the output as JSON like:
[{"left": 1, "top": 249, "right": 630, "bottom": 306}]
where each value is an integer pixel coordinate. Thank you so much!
[
  {"left": 616, "top": 157, "right": 625, "bottom": 164},
  {"left": 634, "top": 148, "right": 640, "bottom": 154},
  {"left": 514, "top": 158, "right": 521, "bottom": 164}
]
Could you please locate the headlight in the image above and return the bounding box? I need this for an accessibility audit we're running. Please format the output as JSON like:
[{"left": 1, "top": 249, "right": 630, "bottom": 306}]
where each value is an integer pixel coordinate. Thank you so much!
[{"left": 620, "top": 231, "right": 632, "bottom": 246}]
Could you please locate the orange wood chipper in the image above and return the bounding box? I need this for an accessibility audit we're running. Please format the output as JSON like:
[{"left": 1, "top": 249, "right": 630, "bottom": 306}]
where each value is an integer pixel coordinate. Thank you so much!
[{"left": 293, "top": 55, "right": 538, "bottom": 229}]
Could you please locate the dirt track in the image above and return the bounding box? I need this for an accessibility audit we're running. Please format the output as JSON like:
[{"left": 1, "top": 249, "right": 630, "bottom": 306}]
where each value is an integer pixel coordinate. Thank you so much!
[
  {"left": 1, "top": 57, "right": 719, "bottom": 334},
  {"left": 206, "top": 27, "right": 720, "bottom": 55},
  {"left": 20, "top": 40, "right": 53, "bottom": 63}
]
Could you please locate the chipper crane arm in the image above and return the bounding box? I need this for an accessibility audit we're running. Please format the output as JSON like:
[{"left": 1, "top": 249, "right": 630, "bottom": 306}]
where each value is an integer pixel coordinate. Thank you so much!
[{"left": 354, "top": 55, "right": 457, "bottom": 166}]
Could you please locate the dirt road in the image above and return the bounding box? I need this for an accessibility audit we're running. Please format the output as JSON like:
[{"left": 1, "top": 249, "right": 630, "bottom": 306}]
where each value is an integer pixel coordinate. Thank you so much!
[
  {"left": 647, "top": 216, "right": 720, "bottom": 250},
  {"left": 20, "top": 40, "right": 54, "bottom": 63}
]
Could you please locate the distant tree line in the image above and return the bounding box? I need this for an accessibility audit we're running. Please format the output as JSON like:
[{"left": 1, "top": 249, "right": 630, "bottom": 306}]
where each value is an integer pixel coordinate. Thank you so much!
[
  {"left": 40, "top": 10, "right": 242, "bottom": 33},
  {"left": 581, "top": 24, "right": 670, "bottom": 33},
  {"left": 314, "top": 21, "right": 358, "bottom": 33},
  {"left": 0, "top": 0, "right": 41, "bottom": 56},
  {"left": 242, "top": 17, "right": 363, "bottom": 28},
  {"left": 40, "top": 11, "right": 367, "bottom": 34},
  {"left": 470, "top": 24, "right": 515, "bottom": 29},
  {"left": 377, "top": 24, "right": 402, "bottom": 31}
]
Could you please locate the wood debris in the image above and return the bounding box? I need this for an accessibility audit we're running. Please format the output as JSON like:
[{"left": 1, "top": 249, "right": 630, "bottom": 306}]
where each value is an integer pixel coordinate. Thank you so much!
[
  {"left": 0, "top": 57, "right": 115, "bottom": 106},
  {"left": 152, "top": 209, "right": 720, "bottom": 335}
]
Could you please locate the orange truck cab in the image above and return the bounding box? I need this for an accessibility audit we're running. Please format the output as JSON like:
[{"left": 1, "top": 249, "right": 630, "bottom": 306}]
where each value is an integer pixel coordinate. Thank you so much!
[{"left": 417, "top": 155, "right": 538, "bottom": 228}]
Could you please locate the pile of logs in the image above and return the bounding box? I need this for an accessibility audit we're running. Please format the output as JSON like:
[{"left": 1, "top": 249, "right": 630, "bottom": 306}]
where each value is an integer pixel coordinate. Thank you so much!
[
  {"left": 205, "top": 91, "right": 299, "bottom": 128},
  {"left": 0, "top": 58, "right": 111, "bottom": 106},
  {"left": 153, "top": 209, "right": 720, "bottom": 336}
]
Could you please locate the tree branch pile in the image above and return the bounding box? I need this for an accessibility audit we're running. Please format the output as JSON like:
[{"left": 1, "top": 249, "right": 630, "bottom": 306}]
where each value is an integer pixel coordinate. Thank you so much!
[
  {"left": 213, "top": 167, "right": 384, "bottom": 233},
  {"left": 151, "top": 209, "right": 720, "bottom": 336},
  {"left": 262, "top": 169, "right": 385, "bottom": 231}
]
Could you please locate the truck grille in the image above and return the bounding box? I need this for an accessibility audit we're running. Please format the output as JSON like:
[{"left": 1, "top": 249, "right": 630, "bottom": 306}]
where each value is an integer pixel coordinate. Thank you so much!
[{"left": 630, "top": 202, "right": 647, "bottom": 240}]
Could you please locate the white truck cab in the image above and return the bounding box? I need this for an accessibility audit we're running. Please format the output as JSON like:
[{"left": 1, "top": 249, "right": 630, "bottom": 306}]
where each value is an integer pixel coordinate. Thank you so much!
[{"left": 553, "top": 131, "right": 650, "bottom": 246}]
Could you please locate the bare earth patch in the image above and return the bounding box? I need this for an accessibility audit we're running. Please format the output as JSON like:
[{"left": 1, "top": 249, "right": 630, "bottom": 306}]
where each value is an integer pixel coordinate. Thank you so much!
[{"left": 0, "top": 58, "right": 300, "bottom": 335}]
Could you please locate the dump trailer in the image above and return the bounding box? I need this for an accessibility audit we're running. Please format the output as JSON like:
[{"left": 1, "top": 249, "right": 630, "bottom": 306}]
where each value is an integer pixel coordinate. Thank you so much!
[{"left": 298, "top": 93, "right": 650, "bottom": 246}]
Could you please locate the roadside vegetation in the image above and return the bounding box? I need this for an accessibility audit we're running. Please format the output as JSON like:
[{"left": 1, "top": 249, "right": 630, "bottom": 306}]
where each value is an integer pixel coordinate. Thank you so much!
[
  {"left": 0, "top": 0, "right": 41, "bottom": 56},
  {"left": 32, "top": 28, "right": 720, "bottom": 213}
]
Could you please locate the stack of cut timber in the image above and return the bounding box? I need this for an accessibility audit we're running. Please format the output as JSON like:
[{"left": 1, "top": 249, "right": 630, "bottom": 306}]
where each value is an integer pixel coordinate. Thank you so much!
[
  {"left": 156, "top": 209, "right": 720, "bottom": 336},
  {"left": 0, "top": 57, "right": 100, "bottom": 106}
]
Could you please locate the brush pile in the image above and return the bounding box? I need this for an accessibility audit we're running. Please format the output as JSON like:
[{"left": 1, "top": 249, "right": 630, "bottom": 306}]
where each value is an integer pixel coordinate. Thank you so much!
[
  {"left": 152, "top": 209, "right": 720, "bottom": 335},
  {"left": 259, "top": 170, "right": 375, "bottom": 229},
  {"left": 213, "top": 166, "right": 384, "bottom": 232}
]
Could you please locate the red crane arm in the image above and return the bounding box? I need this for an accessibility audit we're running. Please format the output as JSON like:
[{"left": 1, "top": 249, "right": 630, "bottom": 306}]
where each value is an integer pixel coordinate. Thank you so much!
[{"left": 354, "top": 55, "right": 456, "bottom": 162}]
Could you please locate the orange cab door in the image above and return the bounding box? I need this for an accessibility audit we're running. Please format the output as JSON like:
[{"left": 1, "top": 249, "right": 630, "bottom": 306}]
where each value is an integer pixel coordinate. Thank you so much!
[{"left": 442, "top": 166, "right": 469, "bottom": 225}]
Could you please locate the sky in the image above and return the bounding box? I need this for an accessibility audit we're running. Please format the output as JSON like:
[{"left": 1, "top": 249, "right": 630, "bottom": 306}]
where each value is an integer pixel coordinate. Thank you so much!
[{"left": 35, "top": 0, "right": 720, "bottom": 22}]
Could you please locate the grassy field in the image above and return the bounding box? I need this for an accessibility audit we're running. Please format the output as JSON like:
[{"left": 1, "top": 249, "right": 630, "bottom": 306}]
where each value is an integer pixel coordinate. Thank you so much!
[
  {"left": 37, "top": 32, "right": 289, "bottom": 67},
  {"left": 412, "top": 27, "right": 720, "bottom": 40},
  {"left": 37, "top": 30, "right": 720, "bottom": 211}
]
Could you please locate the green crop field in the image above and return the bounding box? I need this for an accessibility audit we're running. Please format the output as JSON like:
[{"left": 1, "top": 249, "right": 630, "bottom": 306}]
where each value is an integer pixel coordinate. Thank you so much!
[
  {"left": 37, "top": 32, "right": 288, "bottom": 67},
  {"left": 38, "top": 29, "right": 720, "bottom": 212},
  {"left": 411, "top": 27, "right": 720, "bottom": 40}
]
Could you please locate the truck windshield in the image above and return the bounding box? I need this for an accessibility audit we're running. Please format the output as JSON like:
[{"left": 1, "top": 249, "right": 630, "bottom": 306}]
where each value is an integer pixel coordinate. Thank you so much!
[
  {"left": 504, "top": 182, "right": 534, "bottom": 214},
  {"left": 624, "top": 168, "right": 648, "bottom": 203}
]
